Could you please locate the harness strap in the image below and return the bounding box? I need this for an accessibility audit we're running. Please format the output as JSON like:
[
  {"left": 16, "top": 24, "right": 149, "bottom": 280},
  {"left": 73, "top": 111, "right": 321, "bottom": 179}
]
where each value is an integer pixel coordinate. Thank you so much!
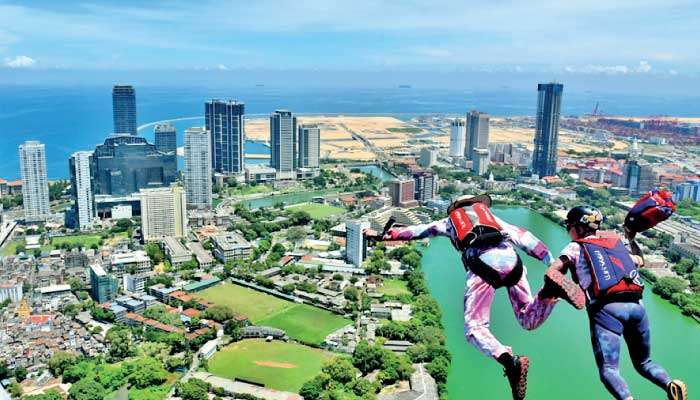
[{"left": 462, "top": 253, "right": 523, "bottom": 289}]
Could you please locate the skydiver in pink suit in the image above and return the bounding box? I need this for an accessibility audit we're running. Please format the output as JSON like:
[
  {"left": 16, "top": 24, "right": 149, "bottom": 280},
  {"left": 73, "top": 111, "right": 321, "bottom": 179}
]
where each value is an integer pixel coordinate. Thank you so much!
[{"left": 380, "top": 195, "right": 585, "bottom": 400}]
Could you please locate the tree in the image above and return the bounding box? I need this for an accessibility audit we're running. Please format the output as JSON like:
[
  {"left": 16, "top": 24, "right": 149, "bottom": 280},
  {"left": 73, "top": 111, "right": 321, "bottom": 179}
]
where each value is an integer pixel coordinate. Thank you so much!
[
  {"left": 653, "top": 277, "right": 689, "bottom": 299},
  {"left": 62, "top": 361, "right": 92, "bottom": 383},
  {"left": 426, "top": 356, "right": 450, "bottom": 384},
  {"left": 287, "top": 226, "right": 307, "bottom": 247},
  {"left": 352, "top": 341, "right": 385, "bottom": 374},
  {"left": 176, "top": 378, "right": 210, "bottom": 400},
  {"left": 321, "top": 357, "right": 357, "bottom": 384},
  {"left": 13, "top": 366, "right": 27, "bottom": 382},
  {"left": 105, "top": 327, "right": 136, "bottom": 361},
  {"left": 299, "top": 374, "right": 329, "bottom": 400},
  {"left": 126, "top": 357, "right": 167, "bottom": 388},
  {"left": 48, "top": 351, "right": 80, "bottom": 376},
  {"left": 224, "top": 320, "right": 244, "bottom": 341},
  {"left": 203, "top": 305, "right": 236, "bottom": 322},
  {"left": 68, "top": 378, "right": 106, "bottom": 400},
  {"left": 344, "top": 286, "right": 359, "bottom": 301},
  {"left": 24, "top": 389, "right": 63, "bottom": 400}
]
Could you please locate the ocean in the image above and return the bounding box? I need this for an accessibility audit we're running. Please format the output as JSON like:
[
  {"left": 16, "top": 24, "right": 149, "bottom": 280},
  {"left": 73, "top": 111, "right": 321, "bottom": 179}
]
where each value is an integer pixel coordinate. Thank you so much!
[{"left": 0, "top": 84, "right": 697, "bottom": 179}]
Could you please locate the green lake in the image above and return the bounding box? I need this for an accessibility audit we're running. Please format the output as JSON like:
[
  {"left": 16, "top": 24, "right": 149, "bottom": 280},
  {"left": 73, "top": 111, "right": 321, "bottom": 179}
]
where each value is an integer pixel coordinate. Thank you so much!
[{"left": 421, "top": 207, "right": 699, "bottom": 399}]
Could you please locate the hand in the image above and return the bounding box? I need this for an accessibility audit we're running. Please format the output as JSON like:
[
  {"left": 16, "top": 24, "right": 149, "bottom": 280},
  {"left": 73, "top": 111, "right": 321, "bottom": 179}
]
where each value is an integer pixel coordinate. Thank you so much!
[
  {"left": 364, "top": 229, "right": 378, "bottom": 238},
  {"left": 382, "top": 228, "right": 398, "bottom": 241}
]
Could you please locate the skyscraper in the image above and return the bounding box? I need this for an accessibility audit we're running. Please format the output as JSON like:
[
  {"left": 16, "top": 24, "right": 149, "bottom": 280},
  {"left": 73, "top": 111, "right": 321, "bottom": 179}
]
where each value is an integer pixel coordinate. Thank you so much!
[
  {"left": 91, "top": 135, "right": 177, "bottom": 196},
  {"left": 205, "top": 100, "right": 245, "bottom": 174},
  {"left": 465, "top": 111, "right": 490, "bottom": 160},
  {"left": 69, "top": 151, "right": 95, "bottom": 230},
  {"left": 298, "top": 124, "right": 320, "bottom": 168},
  {"left": 19, "top": 141, "right": 50, "bottom": 222},
  {"left": 139, "top": 185, "right": 187, "bottom": 241},
  {"left": 390, "top": 179, "right": 418, "bottom": 208},
  {"left": 419, "top": 148, "right": 438, "bottom": 168},
  {"left": 112, "top": 85, "right": 137, "bottom": 136},
  {"left": 346, "top": 220, "right": 369, "bottom": 267},
  {"left": 270, "top": 110, "right": 297, "bottom": 177},
  {"left": 154, "top": 123, "right": 177, "bottom": 154},
  {"left": 184, "top": 127, "right": 212, "bottom": 209},
  {"left": 413, "top": 172, "right": 439, "bottom": 203},
  {"left": 449, "top": 118, "right": 466, "bottom": 158},
  {"left": 532, "top": 83, "right": 564, "bottom": 177}
]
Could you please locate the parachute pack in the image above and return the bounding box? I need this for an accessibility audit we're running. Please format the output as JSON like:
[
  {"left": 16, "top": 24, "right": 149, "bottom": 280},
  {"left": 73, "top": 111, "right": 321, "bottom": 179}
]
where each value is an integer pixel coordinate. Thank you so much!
[
  {"left": 624, "top": 188, "right": 676, "bottom": 233},
  {"left": 576, "top": 236, "right": 644, "bottom": 303},
  {"left": 448, "top": 202, "right": 504, "bottom": 251}
]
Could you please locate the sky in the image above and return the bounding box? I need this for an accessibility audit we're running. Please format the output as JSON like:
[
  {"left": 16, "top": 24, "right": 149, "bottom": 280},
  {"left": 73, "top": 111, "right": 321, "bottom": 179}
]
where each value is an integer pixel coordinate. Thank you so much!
[{"left": 0, "top": 0, "right": 699, "bottom": 92}]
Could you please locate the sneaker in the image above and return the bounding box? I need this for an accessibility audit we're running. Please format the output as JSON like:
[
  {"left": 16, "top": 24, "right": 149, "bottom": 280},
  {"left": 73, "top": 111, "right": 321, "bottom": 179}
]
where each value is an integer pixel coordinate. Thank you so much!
[
  {"left": 545, "top": 268, "right": 586, "bottom": 310},
  {"left": 503, "top": 355, "right": 529, "bottom": 400},
  {"left": 668, "top": 380, "right": 687, "bottom": 400}
]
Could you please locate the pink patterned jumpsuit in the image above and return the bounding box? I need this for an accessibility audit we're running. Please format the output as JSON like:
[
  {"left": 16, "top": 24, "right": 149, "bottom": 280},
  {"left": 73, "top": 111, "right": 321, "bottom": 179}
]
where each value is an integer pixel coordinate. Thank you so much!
[{"left": 387, "top": 211, "right": 558, "bottom": 360}]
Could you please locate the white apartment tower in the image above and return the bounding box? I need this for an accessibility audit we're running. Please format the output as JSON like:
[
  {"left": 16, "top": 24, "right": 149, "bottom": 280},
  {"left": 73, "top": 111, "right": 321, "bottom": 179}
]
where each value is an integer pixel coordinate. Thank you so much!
[
  {"left": 449, "top": 118, "right": 466, "bottom": 158},
  {"left": 184, "top": 127, "right": 212, "bottom": 209},
  {"left": 19, "top": 141, "right": 50, "bottom": 222},
  {"left": 139, "top": 185, "right": 187, "bottom": 241},
  {"left": 346, "top": 220, "right": 369, "bottom": 267},
  {"left": 69, "top": 151, "right": 95, "bottom": 230}
]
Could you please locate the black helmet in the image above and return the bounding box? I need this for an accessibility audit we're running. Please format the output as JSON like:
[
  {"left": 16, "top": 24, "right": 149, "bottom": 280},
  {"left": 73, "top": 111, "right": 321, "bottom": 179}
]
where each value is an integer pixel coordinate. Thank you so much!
[{"left": 566, "top": 205, "right": 603, "bottom": 230}]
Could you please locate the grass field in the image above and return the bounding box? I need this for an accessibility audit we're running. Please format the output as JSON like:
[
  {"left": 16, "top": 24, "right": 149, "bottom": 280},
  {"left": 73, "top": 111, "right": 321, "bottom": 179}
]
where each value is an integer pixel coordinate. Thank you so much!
[
  {"left": 286, "top": 202, "right": 345, "bottom": 219},
  {"left": 386, "top": 127, "right": 423, "bottom": 133},
  {"left": 207, "top": 339, "right": 331, "bottom": 392},
  {"left": 258, "top": 303, "right": 351, "bottom": 345},
  {"left": 1, "top": 239, "right": 23, "bottom": 256},
  {"left": 379, "top": 278, "right": 411, "bottom": 297},
  {"left": 198, "top": 282, "right": 292, "bottom": 322},
  {"left": 198, "top": 283, "right": 351, "bottom": 345},
  {"left": 51, "top": 234, "right": 102, "bottom": 248}
]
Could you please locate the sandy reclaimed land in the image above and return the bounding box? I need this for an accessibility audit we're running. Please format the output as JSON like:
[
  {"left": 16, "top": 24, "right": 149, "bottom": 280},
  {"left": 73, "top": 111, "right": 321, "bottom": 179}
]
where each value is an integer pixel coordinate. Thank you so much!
[{"left": 600, "top": 116, "right": 700, "bottom": 124}]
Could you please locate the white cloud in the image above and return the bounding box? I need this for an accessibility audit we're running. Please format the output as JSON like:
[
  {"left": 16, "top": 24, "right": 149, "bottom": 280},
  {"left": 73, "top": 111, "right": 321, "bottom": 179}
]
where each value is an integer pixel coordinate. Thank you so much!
[
  {"left": 564, "top": 64, "right": 630, "bottom": 74},
  {"left": 634, "top": 60, "right": 652, "bottom": 73},
  {"left": 216, "top": 64, "right": 229, "bottom": 70},
  {"left": 3, "top": 55, "right": 35, "bottom": 68},
  {"left": 669, "top": 69, "right": 679, "bottom": 75},
  {"left": 564, "top": 61, "right": 655, "bottom": 75}
]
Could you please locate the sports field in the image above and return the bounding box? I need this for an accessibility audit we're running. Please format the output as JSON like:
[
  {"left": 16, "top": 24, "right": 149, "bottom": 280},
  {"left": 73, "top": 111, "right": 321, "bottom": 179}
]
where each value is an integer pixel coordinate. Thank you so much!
[
  {"left": 379, "top": 278, "right": 411, "bottom": 296},
  {"left": 198, "top": 282, "right": 292, "bottom": 322},
  {"left": 286, "top": 202, "right": 345, "bottom": 219},
  {"left": 258, "top": 303, "right": 351, "bottom": 345},
  {"left": 198, "top": 283, "right": 351, "bottom": 344},
  {"left": 208, "top": 339, "right": 332, "bottom": 392}
]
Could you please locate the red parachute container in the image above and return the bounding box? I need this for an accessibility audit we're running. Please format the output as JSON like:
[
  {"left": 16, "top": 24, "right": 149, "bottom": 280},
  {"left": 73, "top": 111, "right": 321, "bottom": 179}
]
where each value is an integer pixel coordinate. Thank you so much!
[{"left": 624, "top": 189, "right": 676, "bottom": 233}]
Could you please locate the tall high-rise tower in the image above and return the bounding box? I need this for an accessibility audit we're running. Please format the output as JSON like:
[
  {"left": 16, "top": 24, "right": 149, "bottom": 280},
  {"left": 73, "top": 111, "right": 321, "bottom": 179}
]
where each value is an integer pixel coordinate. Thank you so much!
[
  {"left": 184, "top": 127, "right": 212, "bottom": 209},
  {"left": 205, "top": 100, "right": 245, "bottom": 174},
  {"left": 154, "top": 123, "right": 177, "bottom": 154},
  {"left": 139, "top": 185, "right": 187, "bottom": 241},
  {"left": 298, "top": 124, "right": 320, "bottom": 168},
  {"left": 270, "top": 110, "right": 297, "bottom": 177},
  {"left": 465, "top": 111, "right": 489, "bottom": 160},
  {"left": 532, "top": 83, "right": 563, "bottom": 177},
  {"left": 112, "top": 85, "right": 137, "bottom": 136},
  {"left": 449, "top": 118, "right": 466, "bottom": 158},
  {"left": 19, "top": 141, "right": 50, "bottom": 222},
  {"left": 69, "top": 151, "right": 95, "bottom": 230}
]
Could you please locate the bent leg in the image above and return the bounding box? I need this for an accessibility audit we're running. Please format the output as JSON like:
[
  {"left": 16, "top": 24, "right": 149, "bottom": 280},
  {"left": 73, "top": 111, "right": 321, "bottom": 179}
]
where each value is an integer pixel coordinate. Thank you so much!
[
  {"left": 507, "top": 268, "right": 558, "bottom": 331},
  {"left": 623, "top": 305, "right": 671, "bottom": 389},
  {"left": 590, "top": 320, "right": 632, "bottom": 400},
  {"left": 464, "top": 272, "right": 510, "bottom": 359}
]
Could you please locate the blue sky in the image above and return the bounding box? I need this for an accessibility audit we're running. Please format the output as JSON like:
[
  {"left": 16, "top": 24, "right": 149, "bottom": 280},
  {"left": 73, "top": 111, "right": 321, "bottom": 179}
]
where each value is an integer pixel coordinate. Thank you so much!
[{"left": 0, "top": 0, "right": 698, "bottom": 90}]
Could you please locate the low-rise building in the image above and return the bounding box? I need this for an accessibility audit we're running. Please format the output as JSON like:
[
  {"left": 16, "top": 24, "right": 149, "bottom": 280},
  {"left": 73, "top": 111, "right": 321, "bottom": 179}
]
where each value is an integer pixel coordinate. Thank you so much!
[
  {"left": 162, "top": 236, "right": 193, "bottom": 267},
  {"left": 0, "top": 281, "right": 22, "bottom": 303},
  {"left": 212, "top": 233, "right": 252, "bottom": 263},
  {"left": 186, "top": 241, "right": 214, "bottom": 268},
  {"left": 109, "top": 251, "right": 151, "bottom": 279}
]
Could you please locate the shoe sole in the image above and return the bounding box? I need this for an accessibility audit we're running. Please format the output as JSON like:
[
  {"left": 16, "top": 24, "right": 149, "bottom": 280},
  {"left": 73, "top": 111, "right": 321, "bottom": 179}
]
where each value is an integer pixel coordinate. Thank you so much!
[
  {"left": 669, "top": 380, "right": 687, "bottom": 400},
  {"left": 516, "top": 356, "right": 529, "bottom": 400},
  {"left": 546, "top": 269, "right": 585, "bottom": 310}
]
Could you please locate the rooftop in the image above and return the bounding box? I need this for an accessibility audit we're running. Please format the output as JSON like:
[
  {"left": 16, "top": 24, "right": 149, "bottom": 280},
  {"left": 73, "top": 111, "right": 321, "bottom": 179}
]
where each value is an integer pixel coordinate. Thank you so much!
[{"left": 212, "top": 232, "right": 251, "bottom": 251}]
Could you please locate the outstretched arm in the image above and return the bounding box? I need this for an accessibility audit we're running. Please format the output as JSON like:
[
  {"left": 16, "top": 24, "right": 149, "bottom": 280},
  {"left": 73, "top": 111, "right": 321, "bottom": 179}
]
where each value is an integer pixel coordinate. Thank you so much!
[
  {"left": 383, "top": 218, "right": 450, "bottom": 241},
  {"left": 496, "top": 216, "right": 553, "bottom": 264}
]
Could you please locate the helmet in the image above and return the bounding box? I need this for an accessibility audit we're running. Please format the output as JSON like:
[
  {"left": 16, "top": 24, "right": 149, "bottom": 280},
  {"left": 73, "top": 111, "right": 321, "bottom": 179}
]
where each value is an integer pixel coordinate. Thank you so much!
[{"left": 566, "top": 205, "right": 603, "bottom": 230}]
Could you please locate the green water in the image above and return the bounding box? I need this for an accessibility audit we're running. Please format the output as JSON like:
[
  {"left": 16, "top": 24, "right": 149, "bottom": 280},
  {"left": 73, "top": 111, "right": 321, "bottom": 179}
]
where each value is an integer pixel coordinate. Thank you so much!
[
  {"left": 243, "top": 189, "right": 339, "bottom": 209},
  {"left": 421, "top": 207, "right": 700, "bottom": 399}
]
